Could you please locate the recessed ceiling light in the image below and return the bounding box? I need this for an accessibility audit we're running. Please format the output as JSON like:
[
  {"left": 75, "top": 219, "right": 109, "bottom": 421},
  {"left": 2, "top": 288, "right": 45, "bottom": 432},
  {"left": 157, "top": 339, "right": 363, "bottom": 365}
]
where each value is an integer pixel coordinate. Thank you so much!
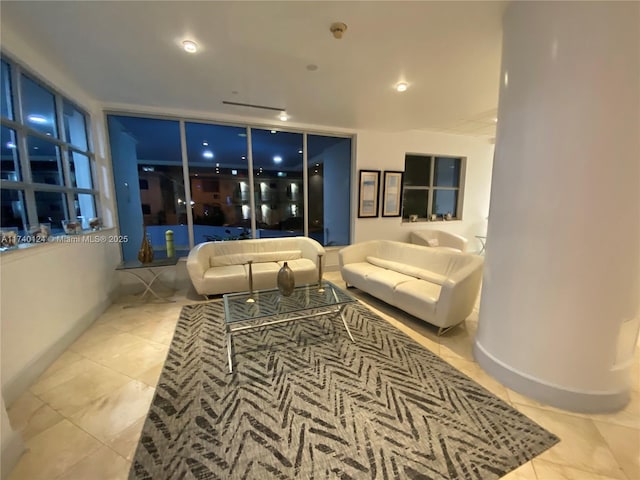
[
  {"left": 238, "top": 133, "right": 247, "bottom": 137},
  {"left": 232, "top": 169, "right": 238, "bottom": 175},
  {"left": 182, "top": 40, "right": 198, "bottom": 53},
  {"left": 241, "top": 156, "right": 246, "bottom": 160},
  {"left": 28, "top": 114, "right": 47, "bottom": 124},
  {"left": 270, "top": 130, "right": 277, "bottom": 134},
  {"left": 298, "top": 150, "right": 303, "bottom": 154},
  {"left": 273, "top": 155, "right": 282, "bottom": 164},
  {"left": 6, "top": 142, "right": 15, "bottom": 149},
  {"left": 202, "top": 141, "right": 208, "bottom": 146},
  {"left": 279, "top": 112, "right": 289, "bottom": 121},
  {"left": 202, "top": 150, "right": 214, "bottom": 159},
  {"left": 395, "top": 82, "right": 409, "bottom": 92}
]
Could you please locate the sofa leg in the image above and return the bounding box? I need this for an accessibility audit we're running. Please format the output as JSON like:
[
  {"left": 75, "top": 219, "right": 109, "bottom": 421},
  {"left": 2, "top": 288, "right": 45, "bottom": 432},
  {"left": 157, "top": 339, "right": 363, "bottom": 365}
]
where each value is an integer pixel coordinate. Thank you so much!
[{"left": 437, "top": 325, "right": 457, "bottom": 336}]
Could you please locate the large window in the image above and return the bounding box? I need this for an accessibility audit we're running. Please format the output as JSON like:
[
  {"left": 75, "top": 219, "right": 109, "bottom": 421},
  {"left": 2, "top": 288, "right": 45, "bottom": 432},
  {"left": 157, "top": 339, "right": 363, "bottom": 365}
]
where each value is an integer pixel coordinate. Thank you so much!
[
  {"left": 0, "top": 56, "right": 97, "bottom": 238},
  {"left": 107, "top": 114, "right": 352, "bottom": 261},
  {"left": 402, "top": 154, "right": 464, "bottom": 222}
]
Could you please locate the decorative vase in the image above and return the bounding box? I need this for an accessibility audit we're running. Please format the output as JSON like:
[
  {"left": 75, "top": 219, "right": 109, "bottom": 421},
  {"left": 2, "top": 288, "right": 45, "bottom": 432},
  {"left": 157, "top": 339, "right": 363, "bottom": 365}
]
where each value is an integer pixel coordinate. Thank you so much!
[
  {"left": 165, "top": 229, "right": 175, "bottom": 258},
  {"left": 277, "top": 262, "right": 295, "bottom": 296},
  {"left": 137, "top": 225, "right": 154, "bottom": 264}
]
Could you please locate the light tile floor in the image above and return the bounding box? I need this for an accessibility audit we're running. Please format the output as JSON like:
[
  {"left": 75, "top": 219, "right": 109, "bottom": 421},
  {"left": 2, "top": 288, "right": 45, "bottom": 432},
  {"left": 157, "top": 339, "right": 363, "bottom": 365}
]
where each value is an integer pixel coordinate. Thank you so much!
[{"left": 6, "top": 271, "right": 640, "bottom": 480}]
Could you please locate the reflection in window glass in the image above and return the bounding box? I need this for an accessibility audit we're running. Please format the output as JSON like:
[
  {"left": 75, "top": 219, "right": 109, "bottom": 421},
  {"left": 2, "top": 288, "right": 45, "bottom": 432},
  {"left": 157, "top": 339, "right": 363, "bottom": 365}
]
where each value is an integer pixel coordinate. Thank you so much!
[
  {"left": 21, "top": 75, "right": 58, "bottom": 137},
  {"left": 74, "top": 193, "right": 96, "bottom": 229},
  {"left": 63, "top": 101, "right": 88, "bottom": 151},
  {"left": 107, "top": 115, "right": 185, "bottom": 261},
  {"left": 1, "top": 60, "right": 13, "bottom": 120},
  {"left": 35, "top": 191, "right": 67, "bottom": 228},
  {"left": 402, "top": 153, "right": 464, "bottom": 221},
  {"left": 251, "top": 128, "right": 303, "bottom": 238},
  {"left": 433, "top": 189, "right": 458, "bottom": 217},
  {"left": 404, "top": 155, "right": 431, "bottom": 186},
  {"left": 185, "top": 122, "right": 250, "bottom": 243},
  {"left": 1, "top": 189, "right": 27, "bottom": 231},
  {"left": 403, "top": 189, "right": 429, "bottom": 220},
  {"left": 434, "top": 157, "right": 460, "bottom": 187},
  {"left": 307, "top": 135, "right": 351, "bottom": 246},
  {"left": 69, "top": 151, "right": 92, "bottom": 189},
  {"left": 1, "top": 126, "right": 21, "bottom": 181},
  {"left": 27, "top": 136, "right": 63, "bottom": 185}
]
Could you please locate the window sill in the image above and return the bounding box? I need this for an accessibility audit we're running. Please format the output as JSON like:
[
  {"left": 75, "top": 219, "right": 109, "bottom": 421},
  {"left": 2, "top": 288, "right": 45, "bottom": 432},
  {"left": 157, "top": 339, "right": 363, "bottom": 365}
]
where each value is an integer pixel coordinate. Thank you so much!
[
  {"left": 0, "top": 227, "right": 118, "bottom": 261},
  {"left": 401, "top": 219, "right": 461, "bottom": 226}
]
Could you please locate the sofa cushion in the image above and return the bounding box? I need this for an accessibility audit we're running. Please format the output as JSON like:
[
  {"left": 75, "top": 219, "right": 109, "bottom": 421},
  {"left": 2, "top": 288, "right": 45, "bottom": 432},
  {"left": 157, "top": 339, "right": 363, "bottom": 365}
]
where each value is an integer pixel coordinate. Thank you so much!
[
  {"left": 427, "top": 238, "right": 439, "bottom": 247},
  {"left": 211, "top": 250, "right": 302, "bottom": 267},
  {"left": 203, "top": 265, "right": 248, "bottom": 293},
  {"left": 394, "top": 279, "right": 441, "bottom": 319},
  {"left": 365, "top": 269, "right": 415, "bottom": 305},
  {"left": 244, "top": 261, "right": 282, "bottom": 290},
  {"left": 366, "top": 256, "right": 447, "bottom": 285}
]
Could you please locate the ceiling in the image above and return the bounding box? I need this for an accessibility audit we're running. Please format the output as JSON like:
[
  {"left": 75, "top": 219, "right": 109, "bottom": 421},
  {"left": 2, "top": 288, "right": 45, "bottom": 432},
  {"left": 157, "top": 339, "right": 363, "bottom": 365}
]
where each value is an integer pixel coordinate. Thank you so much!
[{"left": 0, "top": 1, "right": 506, "bottom": 136}]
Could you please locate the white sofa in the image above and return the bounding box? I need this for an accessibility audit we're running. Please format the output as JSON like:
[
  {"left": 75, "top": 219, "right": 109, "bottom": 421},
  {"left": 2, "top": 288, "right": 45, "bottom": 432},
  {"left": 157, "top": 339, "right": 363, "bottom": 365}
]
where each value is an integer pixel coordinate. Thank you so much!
[
  {"left": 187, "top": 237, "right": 325, "bottom": 295},
  {"left": 410, "top": 230, "right": 468, "bottom": 252},
  {"left": 339, "top": 240, "right": 483, "bottom": 334}
]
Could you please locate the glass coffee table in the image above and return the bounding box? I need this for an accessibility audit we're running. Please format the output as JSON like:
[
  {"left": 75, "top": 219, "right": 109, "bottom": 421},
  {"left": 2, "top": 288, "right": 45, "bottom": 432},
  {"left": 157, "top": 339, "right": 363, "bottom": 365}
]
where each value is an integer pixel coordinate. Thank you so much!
[{"left": 223, "top": 281, "right": 356, "bottom": 373}]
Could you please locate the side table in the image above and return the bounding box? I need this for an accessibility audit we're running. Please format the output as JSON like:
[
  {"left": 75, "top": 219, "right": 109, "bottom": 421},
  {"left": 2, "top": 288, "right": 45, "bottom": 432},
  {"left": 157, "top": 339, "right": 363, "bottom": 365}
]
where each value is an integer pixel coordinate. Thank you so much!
[
  {"left": 475, "top": 235, "right": 487, "bottom": 255},
  {"left": 116, "top": 256, "right": 179, "bottom": 305}
]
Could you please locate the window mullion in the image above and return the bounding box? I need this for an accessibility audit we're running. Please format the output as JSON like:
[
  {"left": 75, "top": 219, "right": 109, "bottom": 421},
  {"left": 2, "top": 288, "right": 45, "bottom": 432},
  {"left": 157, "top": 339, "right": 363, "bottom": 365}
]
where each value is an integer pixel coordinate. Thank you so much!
[
  {"left": 179, "top": 119, "right": 194, "bottom": 249},
  {"left": 427, "top": 156, "right": 435, "bottom": 217}
]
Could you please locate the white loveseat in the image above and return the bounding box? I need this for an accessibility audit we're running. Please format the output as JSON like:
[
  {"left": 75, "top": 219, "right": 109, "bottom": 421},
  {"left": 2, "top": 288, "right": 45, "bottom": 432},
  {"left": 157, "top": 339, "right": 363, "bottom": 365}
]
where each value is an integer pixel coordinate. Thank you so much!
[
  {"left": 187, "top": 237, "right": 325, "bottom": 295},
  {"left": 339, "top": 240, "right": 483, "bottom": 334},
  {"left": 410, "top": 230, "right": 468, "bottom": 252}
]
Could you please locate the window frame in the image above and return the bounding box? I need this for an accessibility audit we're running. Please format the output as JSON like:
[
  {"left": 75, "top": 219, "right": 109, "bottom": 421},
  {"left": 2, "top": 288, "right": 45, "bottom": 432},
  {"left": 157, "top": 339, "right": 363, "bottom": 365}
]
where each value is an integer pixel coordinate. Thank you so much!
[
  {"left": 0, "top": 53, "right": 99, "bottom": 235},
  {"left": 401, "top": 153, "right": 466, "bottom": 222}
]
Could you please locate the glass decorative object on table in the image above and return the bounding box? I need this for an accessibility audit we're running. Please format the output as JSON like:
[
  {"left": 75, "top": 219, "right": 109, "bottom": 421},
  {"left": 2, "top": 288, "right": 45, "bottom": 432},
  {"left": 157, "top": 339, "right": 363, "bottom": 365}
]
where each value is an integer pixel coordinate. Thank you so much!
[
  {"left": 62, "top": 219, "right": 81, "bottom": 235},
  {"left": 137, "top": 225, "right": 154, "bottom": 264},
  {"left": 277, "top": 261, "right": 295, "bottom": 296},
  {"left": 0, "top": 230, "right": 18, "bottom": 249},
  {"left": 89, "top": 217, "right": 101, "bottom": 231}
]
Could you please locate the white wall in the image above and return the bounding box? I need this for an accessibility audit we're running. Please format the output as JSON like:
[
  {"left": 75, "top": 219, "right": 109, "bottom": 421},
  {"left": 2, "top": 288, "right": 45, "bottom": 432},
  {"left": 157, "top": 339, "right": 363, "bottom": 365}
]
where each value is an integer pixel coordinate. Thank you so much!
[
  {"left": 0, "top": 25, "right": 121, "bottom": 410},
  {"left": 353, "top": 130, "right": 494, "bottom": 249},
  {"left": 1, "top": 240, "right": 121, "bottom": 402}
]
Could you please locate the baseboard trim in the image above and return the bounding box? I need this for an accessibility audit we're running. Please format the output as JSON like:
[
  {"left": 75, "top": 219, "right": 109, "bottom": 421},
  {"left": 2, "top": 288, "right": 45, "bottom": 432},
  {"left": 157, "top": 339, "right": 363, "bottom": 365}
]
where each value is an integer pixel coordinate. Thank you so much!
[
  {"left": 1, "top": 429, "right": 24, "bottom": 479},
  {"left": 473, "top": 340, "right": 630, "bottom": 413},
  {"left": 2, "top": 296, "right": 114, "bottom": 406}
]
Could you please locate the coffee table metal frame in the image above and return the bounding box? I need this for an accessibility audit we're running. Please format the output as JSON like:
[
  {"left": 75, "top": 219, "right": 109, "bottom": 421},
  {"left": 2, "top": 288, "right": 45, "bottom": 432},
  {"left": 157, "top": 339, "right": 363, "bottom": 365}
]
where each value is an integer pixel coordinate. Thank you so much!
[{"left": 222, "top": 281, "right": 356, "bottom": 373}]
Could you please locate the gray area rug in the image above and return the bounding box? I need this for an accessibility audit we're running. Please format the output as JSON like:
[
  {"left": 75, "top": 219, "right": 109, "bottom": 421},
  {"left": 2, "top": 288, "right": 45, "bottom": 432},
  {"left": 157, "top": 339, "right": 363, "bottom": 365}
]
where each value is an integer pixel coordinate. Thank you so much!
[{"left": 130, "top": 300, "right": 559, "bottom": 479}]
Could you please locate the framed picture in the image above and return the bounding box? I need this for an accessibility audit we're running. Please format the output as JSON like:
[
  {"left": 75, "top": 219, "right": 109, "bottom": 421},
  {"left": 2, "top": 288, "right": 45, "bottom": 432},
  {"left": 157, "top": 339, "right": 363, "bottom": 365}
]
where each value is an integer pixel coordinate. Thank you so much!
[
  {"left": 382, "top": 171, "right": 404, "bottom": 217},
  {"left": 357, "top": 170, "right": 381, "bottom": 218}
]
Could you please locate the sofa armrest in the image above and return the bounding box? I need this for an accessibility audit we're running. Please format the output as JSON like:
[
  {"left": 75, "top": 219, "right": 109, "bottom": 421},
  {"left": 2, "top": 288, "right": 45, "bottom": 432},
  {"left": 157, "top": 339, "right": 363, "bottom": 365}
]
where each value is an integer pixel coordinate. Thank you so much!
[
  {"left": 339, "top": 241, "right": 380, "bottom": 267},
  {"left": 186, "top": 243, "right": 212, "bottom": 292},
  {"left": 435, "top": 256, "right": 484, "bottom": 327},
  {"left": 297, "top": 238, "right": 326, "bottom": 266}
]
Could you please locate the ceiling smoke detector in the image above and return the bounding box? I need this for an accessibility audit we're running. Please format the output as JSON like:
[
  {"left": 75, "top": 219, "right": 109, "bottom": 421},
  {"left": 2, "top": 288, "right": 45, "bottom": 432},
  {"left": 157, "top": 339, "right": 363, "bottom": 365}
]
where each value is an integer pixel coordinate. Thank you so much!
[{"left": 330, "top": 22, "right": 347, "bottom": 39}]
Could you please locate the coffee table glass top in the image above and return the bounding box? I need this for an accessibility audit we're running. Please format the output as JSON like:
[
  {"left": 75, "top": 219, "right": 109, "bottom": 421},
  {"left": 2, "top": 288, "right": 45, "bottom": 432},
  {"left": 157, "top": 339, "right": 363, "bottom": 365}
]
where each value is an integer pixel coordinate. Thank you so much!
[{"left": 223, "top": 281, "right": 356, "bottom": 324}]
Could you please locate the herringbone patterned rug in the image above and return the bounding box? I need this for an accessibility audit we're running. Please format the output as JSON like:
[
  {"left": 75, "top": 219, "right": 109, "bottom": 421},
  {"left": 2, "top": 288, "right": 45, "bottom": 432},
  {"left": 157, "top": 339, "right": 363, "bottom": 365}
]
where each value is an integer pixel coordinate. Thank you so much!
[{"left": 130, "top": 300, "right": 559, "bottom": 479}]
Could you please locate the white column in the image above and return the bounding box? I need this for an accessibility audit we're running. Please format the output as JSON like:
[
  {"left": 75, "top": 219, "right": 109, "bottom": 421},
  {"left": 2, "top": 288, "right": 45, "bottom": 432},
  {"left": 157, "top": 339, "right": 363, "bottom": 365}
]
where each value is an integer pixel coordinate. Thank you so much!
[{"left": 474, "top": 2, "right": 640, "bottom": 412}]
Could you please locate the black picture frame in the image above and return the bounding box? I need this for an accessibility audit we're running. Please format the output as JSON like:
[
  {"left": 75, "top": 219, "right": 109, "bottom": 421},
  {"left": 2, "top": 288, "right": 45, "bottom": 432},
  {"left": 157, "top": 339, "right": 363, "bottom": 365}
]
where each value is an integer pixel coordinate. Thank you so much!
[
  {"left": 381, "top": 171, "right": 404, "bottom": 217},
  {"left": 357, "top": 170, "right": 381, "bottom": 218}
]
